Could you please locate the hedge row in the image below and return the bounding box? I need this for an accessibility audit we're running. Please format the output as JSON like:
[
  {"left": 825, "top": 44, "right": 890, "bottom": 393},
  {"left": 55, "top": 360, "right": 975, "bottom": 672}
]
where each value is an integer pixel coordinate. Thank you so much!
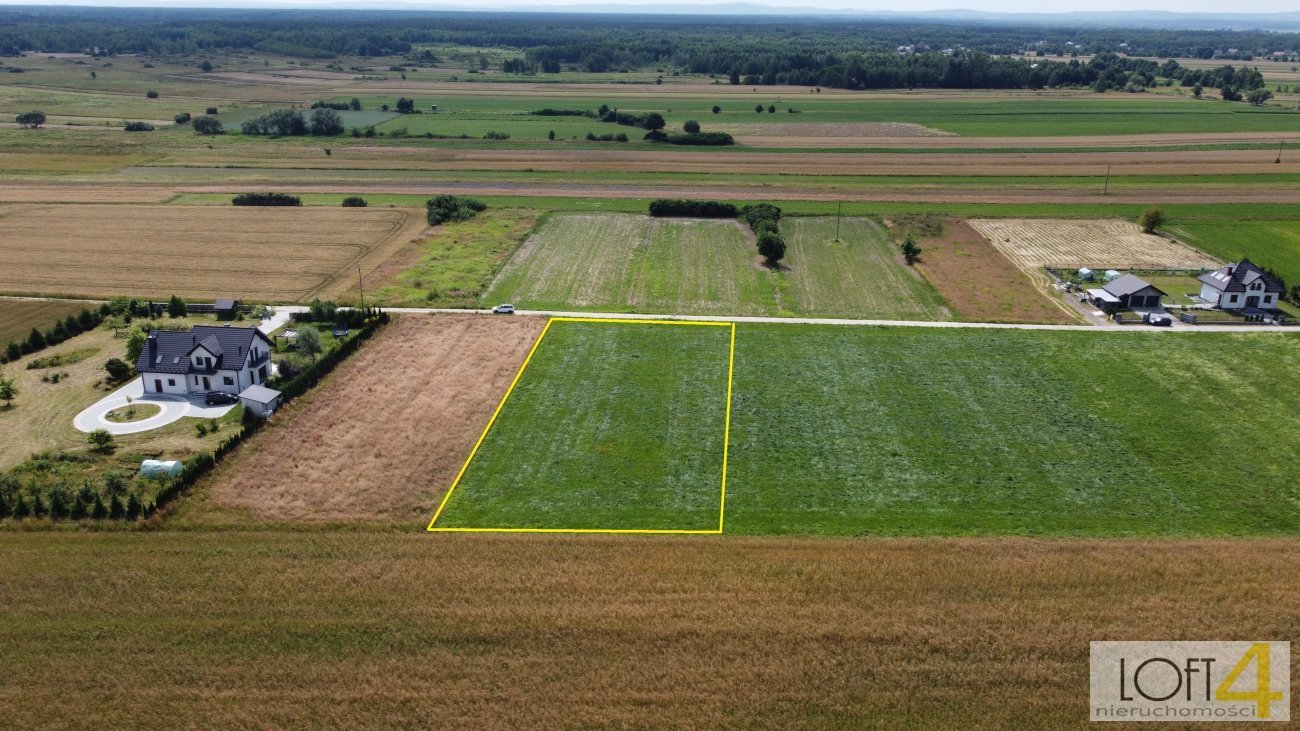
[
  {"left": 647, "top": 199, "right": 739, "bottom": 218},
  {"left": 232, "top": 192, "right": 302, "bottom": 207}
]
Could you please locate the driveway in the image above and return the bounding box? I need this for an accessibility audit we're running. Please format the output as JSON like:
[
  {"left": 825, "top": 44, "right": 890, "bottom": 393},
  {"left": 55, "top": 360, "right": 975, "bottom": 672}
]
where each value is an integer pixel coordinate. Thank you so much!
[{"left": 73, "top": 378, "right": 236, "bottom": 435}]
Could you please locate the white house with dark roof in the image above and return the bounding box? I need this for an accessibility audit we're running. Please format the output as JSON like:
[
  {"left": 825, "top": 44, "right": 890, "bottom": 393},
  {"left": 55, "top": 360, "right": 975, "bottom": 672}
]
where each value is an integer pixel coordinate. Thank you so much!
[
  {"left": 1197, "top": 259, "right": 1283, "bottom": 310},
  {"left": 135, "top": 325, "right": 274, "bottom": 396}
]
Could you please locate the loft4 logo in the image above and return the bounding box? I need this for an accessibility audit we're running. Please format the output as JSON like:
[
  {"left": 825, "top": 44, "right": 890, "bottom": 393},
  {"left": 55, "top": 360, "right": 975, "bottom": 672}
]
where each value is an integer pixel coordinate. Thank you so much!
[{"left": 1091, "top": 641, "right": 1290, "bottom": 722}]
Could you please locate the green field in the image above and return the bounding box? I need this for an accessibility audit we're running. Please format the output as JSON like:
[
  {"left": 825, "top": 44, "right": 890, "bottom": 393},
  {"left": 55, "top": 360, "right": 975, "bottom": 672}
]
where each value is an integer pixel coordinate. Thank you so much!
[
  {"left": 433, "top": 320, "right": 731, "bottom": 531},
  {"left": 782, "top": 217, "right": 950, "bottom": 319},
  {"left": 726, "top": 325, "right": 1300, "bottom": 536},
  {"left": 485, "top": 213, "right": 779, "bottom": 315},
  {"left": 484, "top": 213, "right": 951, "bottom": 319},
  {"left": 0, "top": 299, "right": 94, "bottom": 347},
  {"left": 1174, "top": 221, "right": 1300, "bottom": 286},
  {"left": 442, "top": 323, "right": 1300, "bottom": 537}
]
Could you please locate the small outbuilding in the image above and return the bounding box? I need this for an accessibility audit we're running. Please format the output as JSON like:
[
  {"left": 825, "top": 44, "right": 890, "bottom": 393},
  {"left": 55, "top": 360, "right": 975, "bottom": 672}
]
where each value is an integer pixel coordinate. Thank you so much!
[
  {"left": 1104, "top": 269, "right": 1122, "bottom": 282},
  {"left": 238, "top": 384, "right": 282, "bottom": 417},
  {"left": 214, "top": 299, "right": 239, "bottom": 320},
  {"left": 1077, "top": 267, "right": 1094, "bottom": 282}
]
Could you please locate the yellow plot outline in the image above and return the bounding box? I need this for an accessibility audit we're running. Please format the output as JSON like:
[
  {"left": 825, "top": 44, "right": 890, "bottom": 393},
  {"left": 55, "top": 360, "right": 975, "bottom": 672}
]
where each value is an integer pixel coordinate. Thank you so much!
[{"left": 427, "top": 316, "right": 735, "bottom": 534}]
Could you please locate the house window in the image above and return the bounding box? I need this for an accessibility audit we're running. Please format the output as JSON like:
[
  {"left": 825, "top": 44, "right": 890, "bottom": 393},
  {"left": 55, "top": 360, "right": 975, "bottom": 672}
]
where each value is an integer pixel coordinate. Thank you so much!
[
  {"left": 1229, "top": 295, "right": 1238, "bottom": 303},
  {"left": 168, "top": 379, "right": 175, "bottom": 386},
  {"left": 223, "top": 376, "right": 234, "bottom": 386}
]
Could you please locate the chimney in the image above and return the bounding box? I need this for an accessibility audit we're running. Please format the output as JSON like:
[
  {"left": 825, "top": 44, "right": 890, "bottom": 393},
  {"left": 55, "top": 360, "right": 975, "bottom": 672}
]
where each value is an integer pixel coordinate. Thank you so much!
[{"left": 1227, "top": 265, "right": 1235, "bottom": 276}]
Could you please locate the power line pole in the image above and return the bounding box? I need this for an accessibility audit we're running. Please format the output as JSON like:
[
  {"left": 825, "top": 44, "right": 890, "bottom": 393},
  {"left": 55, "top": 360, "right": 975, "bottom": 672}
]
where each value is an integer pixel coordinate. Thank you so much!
[
  {"left": 1278, "top": 139, "right": 1285, "bottom": 165},
  {"left": 835, "top": 200, "right": 842, "bottom": 242},
  {"left": 1103, "top": 165, "right": 1111, "bottom": 197},
  {"left": 357, "top": 266, "right": 366, "bottom": 312}
]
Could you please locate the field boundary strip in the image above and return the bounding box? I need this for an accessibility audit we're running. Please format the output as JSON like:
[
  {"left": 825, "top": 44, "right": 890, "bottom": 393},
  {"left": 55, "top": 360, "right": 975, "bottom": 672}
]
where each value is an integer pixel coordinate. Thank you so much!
[{"left": 426, "top": 316, "right": 736, "bottom": 534}]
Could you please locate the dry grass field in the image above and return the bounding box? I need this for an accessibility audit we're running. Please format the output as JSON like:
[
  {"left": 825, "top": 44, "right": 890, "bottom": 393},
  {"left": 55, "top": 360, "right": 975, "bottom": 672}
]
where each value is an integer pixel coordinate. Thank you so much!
[
  {"left": 184, "top": 314, "right": 545, "bottom": 525},
  {"left": 0, "top": 298, "right": 95, "bottom": 346},
  {"left": 0, "top": 204, "right": 427, "bottom": 302},
  {"left": 906, "top": 219, "right": 1079, "bottom": 324},
  {"left": 2, "top": 532, "right": 1297, "bottom": 728},
  {"left": 969, "top": 218, "right": 1221, "bottom": 286}
]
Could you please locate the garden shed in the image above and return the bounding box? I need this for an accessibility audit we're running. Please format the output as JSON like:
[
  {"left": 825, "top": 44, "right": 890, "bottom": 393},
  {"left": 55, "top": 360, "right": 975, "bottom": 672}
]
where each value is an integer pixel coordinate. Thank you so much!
[{"left": 238, "top": 384, "right": 282, "bottom": 417}]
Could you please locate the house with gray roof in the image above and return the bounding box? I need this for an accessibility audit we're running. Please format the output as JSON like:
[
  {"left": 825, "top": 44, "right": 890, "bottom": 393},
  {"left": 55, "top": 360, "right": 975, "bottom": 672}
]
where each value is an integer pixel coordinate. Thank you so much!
[
  {"left": 1087, "top": 273, "right": 1167, "bottom": 312},
  {"left": 134, "top": 325, "right": 274, "bottom": 396},
  {"left": 1197, "top": 259, "right": 1283, "bottom": 311}
]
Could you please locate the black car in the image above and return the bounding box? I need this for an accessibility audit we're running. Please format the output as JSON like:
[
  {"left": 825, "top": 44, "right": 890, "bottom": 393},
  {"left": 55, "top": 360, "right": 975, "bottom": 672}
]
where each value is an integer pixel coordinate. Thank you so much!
[{"left": 204, "top": 391, "right": 239, "bottom": 406}]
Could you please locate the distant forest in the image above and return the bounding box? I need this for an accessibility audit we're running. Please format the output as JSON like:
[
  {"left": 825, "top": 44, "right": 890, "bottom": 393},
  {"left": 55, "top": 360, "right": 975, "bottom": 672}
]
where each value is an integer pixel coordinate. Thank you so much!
[{"left": 0, "top": 7, "right": 1285, "bottom": 92}]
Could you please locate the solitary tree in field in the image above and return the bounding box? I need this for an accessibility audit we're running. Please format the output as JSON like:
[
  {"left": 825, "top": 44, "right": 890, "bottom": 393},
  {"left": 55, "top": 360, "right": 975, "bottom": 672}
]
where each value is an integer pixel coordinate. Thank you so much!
[
  {"left": 755, "top": 103, "right": 764, "bottom": 113},
  {"left": 683, "top": 119, "right": 700, "bottom": 134},
  {"left": 712, "top": 105, "right": 721, "bottom": 114},
  {"left": 768, "top": 104, "right": 776, "bottom": 113},
  {"left": 1247, "top": 89, "right": 1274, "bottom": 106},
  {"left": 642, "top": 112, "right": 666, "bottom": 131},
  {"left": 296, "top": 326, "right": 322, "bottom": 361},
  {"left": 900, "top": 235, "right": 922, "bottom": 265},
  {"left": 1138, "top": 207, "right": 1166, "bottom": 234},
  {"left": 0, "top": 373, "right": 17, "bottom": 407},
  {"left": 349, "top": 97, "right": 361, "bottom": 111},
  {"left": 1192, "top": 83, "right": 1203, "bottom": 99},
  {"left": 15, "top": 111, "right": 45, "bottom": 128},
  {"left": 199, "top": 60, "right": 213, "bottom": 73}
]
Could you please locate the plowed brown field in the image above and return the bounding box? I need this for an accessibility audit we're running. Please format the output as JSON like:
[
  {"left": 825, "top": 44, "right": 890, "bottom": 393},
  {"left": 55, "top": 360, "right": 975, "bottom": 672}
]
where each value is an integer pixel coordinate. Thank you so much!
[
  {"left": 0, "top": 204, "right": 427, "bottom": 301},
  {"left": 193, "top": 314, "right": 545, "bottom": 525}
]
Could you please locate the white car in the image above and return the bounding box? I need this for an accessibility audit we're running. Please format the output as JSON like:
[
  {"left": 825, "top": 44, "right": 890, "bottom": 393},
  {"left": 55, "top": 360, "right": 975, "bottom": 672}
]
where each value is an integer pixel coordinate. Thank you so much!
[{"left": 491, "top": 303, "right": 515, "bottom": 315}]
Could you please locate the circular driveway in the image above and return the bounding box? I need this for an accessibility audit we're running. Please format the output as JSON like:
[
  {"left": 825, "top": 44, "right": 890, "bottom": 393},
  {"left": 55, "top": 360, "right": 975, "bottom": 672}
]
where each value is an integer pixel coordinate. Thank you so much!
[{"left": 73, "top": 378, "right": 235, "bottom": 435}]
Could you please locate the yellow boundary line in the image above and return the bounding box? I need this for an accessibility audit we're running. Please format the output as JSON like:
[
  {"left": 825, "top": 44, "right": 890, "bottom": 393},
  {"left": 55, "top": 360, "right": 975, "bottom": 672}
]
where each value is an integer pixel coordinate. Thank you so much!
[{"left": 427, "top": 316, "right": 736, "bottom": 535}]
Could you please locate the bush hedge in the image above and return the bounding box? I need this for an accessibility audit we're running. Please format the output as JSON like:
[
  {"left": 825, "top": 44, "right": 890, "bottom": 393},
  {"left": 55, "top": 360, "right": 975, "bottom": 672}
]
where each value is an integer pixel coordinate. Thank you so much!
[
  {"left": 648, "top": 199, "right": 739, "bottom": 218},
  {"left": 232, "top": 192, "right": 302, "bottom": 207}
]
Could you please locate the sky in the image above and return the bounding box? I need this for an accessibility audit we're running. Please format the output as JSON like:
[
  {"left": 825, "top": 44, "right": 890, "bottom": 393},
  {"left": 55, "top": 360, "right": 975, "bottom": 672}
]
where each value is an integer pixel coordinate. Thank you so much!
[{"left": 1, "top": 0, "right": 1297, "bottom": 14}]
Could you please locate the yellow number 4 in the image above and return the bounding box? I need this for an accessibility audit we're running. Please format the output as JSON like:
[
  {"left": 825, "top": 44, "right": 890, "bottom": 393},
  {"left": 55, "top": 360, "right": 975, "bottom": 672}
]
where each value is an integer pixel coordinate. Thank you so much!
[{"left": 1216, "top": 643, "right": 1285, "bottom": 719}]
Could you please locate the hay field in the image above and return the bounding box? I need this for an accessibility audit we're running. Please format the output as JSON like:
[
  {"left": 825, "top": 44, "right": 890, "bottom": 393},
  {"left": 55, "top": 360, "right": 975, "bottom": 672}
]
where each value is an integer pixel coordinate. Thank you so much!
[
  {"left": 969, "top": 218, "right": 1220, "bottom": 285},
  {"left": 0, "top": 204, "right": 426, "bottom": 302},
  {"left": 2, "top": 531, "right": 1297, "bottom": 728},
  {"left": 187, "top": 314, "right": 545, "bottom": 525},
  {"left": 486, "top": 213, "right": 777, "bottom": 316},
  {"left": 782, "top": 217, "right": 950, "bottom": 320}
]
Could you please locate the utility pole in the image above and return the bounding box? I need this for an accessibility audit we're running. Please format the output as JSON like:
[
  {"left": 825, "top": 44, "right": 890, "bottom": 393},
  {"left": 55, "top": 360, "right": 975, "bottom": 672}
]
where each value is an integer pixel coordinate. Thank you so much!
[
  {"left": 1277, "top": 139, "right": 1285, "bottom": 165},
  {"left": 357, "top": 266, "right": 366, "bottom": 312},
  {"left": 835, "top": 200, "right": 842, "bottom": 241},
  {"left": 1103, "top": 164, "right": 1111, "bottom": 197}
]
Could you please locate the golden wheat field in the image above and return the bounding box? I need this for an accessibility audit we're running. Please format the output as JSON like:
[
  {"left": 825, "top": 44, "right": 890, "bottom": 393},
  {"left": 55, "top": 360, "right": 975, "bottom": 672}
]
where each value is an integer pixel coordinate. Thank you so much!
[
  {"left": 969, "top": 218, "right": 1221, "bottom": 283},
  {"left": 0, "top": 204, "right": 427, "bottom": 302}
]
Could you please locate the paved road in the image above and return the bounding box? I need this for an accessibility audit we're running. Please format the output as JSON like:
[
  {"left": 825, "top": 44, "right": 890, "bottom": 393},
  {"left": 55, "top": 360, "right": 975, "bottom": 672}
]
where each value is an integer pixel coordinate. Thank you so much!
[{"left": 377, "top": 307, "right": 1300, "bottom": 334}]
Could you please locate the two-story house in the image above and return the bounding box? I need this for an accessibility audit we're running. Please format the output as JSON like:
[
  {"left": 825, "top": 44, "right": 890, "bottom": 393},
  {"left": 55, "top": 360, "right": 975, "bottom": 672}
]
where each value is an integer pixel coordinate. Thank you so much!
[
  {"left": 1197, "top": 259, "right": 1284, "bottom": 311},
  {"left": 135, "top": 325, "right": 274, "bottom": 396}
]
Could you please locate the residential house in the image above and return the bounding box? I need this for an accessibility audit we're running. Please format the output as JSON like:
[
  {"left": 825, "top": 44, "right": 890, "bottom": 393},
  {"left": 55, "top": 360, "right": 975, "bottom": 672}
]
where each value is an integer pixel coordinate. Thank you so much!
[
  {"left": 1197, "top": 260, "right": 1283, "bottom": 311},
  {"left": 1088, "top": 273, "right": 1167, "bottom": 311},
  {"left": 135, "top": 325, "right": 274, "bottom": 396}
]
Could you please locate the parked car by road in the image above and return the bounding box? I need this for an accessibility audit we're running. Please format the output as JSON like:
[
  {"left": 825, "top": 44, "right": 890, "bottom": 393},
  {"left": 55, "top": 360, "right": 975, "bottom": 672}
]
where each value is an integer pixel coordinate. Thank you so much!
[
  {"left": 1145, "top": 313, "right": 1172, "bottom": 327},
  {"left": 491, "top": 303, "right": 516, "bottom": 314},
  {"left": 204, "top": 391, "right": 239, "bottom": 405}
]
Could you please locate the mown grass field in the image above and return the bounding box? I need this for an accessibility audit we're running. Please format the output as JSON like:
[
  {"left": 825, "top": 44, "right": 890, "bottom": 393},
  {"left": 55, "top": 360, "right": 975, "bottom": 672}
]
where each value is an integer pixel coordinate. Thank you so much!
[
  {"left": 3, "top": 531, "right": 1296, "bottom": 729},
  {"left": 782, "top": 216, "right": 950, "bottom": 320},
  {"left": 1174, "top": 221, "right": 1300, "bottom": 285},
  {"left": 0, "top": 299, "right": 93, "bottom": 346},
  {"left": 434, "top": 320, "right": 731, "bottom": 531},
  {"left": 485, "top": 213, "right": 778, "bottom": 316},
  {"left": 486, "top": 213, "right": 953, "bottom": 319}
]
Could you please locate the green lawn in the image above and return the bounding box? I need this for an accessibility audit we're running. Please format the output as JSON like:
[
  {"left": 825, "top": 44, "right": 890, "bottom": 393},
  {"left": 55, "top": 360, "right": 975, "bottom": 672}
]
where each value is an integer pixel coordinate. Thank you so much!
[
  {"left": 782, "top": 217, "right": 950, "bottom": 320},
  {"left": 433, "top": 320, "right": 731, "bottom": 531},
  {"left": 726, "top": 325, "right": 1300, "bottom": 536},
  {"left": 1174, "top": 221, "right": 1300, "bottom": 286}
]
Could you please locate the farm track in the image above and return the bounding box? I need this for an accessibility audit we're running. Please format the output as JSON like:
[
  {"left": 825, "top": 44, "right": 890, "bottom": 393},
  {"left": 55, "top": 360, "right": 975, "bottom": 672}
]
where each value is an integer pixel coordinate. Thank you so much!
[{"left": 133, "top": 145, "right": 1300, "bottom": 177}]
